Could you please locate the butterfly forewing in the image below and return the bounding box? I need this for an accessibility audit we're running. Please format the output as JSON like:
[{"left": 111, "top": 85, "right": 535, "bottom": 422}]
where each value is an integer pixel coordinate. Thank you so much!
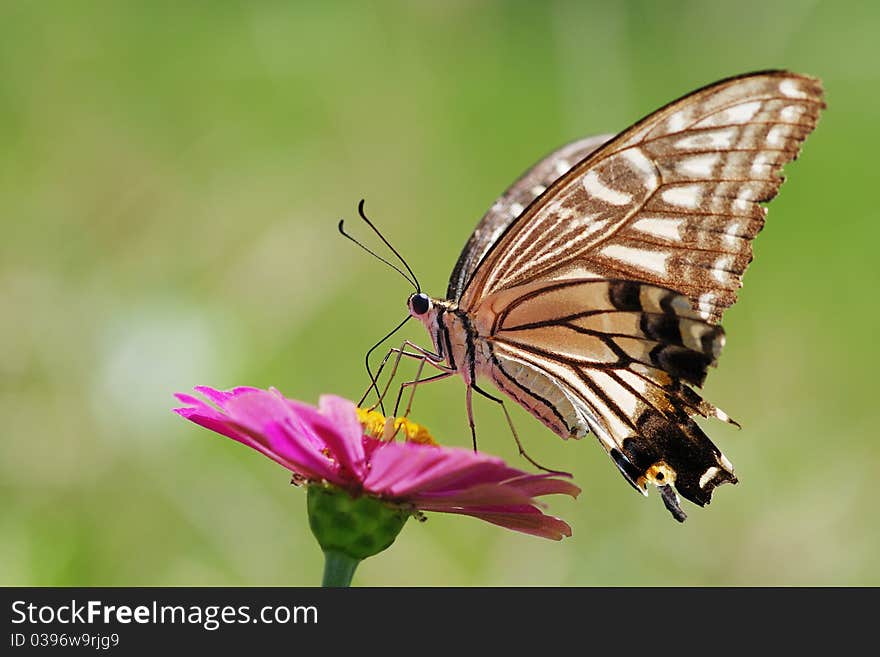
[
  {"left": 447, "top": 134, "right": 613, "bottom": 301},
  {"left": 461, "top": 71, "right": 825, "bottom": 323}
]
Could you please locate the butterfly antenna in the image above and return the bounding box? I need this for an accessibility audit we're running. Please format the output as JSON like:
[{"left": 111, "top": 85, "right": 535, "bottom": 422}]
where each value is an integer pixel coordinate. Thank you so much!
[
  {"left": 361, "top": 314, "right": 411, "bottom": 413},
  {"left": 338, "top": 219, "right": 418, "bottom": 291},
  {"left": 356, "top": 199, "right": 421, "bottom": 292}
]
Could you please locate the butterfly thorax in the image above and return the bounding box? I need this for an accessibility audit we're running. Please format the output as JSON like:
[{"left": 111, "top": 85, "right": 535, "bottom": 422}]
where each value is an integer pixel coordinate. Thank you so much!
[{"left": 409, "top": 294, "right": 484, "bottom": 385}]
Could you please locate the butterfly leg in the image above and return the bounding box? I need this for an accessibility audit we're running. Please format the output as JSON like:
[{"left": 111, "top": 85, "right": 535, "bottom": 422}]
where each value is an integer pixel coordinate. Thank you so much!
[
  {"left": 360, "top": 346, "right": 424, "bottom": 411},
  {"left": 360, "top": 342, "right": 425, "bottom": 408},
  {"left": 392, "top": 363, "right": 453, "bottom": 418},
  {"left": 358, "top": 340, "right": 455, "bottom": 414},
  {"left": 375, "top": 344, "right": 450, "bottom": 413},
  {"left": 377, "top": 350, "right": 454, "bottom": 440},
  {"left": 470, "top": 383, "right": 572, "bottom": 477},
  {"left": 394, "top": 355, "right": 429, "bottom": 417},
  {"left": 383, "top": 367, "right": 454, "bottom": 442},
  {"left": 359, "top": 340, "right": 445, "bottom": 410},
  {"left": 465, "top": 385, "right": 478, "bottom": 452}
]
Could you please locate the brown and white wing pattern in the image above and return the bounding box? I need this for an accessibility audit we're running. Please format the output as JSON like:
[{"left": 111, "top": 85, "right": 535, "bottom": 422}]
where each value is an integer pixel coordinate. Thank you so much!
[
  {"left": 460, "top": 71, "right": 825, "bottom": 323},
  {"left": 478, "top": 278, "right": 737, "bottom": 517},
  {"left": 447, "top": 134, "right": 613, "bottom": 301}
]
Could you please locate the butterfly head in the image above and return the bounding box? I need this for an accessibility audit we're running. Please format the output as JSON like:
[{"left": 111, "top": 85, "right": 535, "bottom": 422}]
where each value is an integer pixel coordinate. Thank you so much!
[
  {"left": 407, "top": 292, "right": 432, "bottom": 317},
  {"left": 407, "top": 292, "right": 450, "bottom": 361}
]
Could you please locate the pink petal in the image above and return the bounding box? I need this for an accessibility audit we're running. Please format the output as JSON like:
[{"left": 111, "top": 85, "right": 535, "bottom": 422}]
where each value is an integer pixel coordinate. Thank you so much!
[
  {"left": 317, "top": 395, "right": 367, "bottom": 477},
  {"left": 409, "top": 483, "right": 538, "bottom": 508},
  {"left": 275, "top": 398, "right": 368, "bottom": 481},
  {"left": 174, "top": 407, "right": 256, "bottom": 446},
  {"left": 193, "top": 385, "right": 261, "bottom": 406},
  {"left": 404, "top": 458, "right": 527, "bottom": 494},
  {"left": 222, "top": 390, "right": 297, "bottom": 435},
  {"left": 261, "top": 420, "right": 345, "bottom": 485},
  {"left": 504, "top": 474, "right": 582, "bottom": 500},
  {"left": 452, "top": 508, "right": 573, "bottom": 540},
  {"left": 225, "top": 395, "right": 345, "bottom": 484},
  {"left": 362, "top": 442, "right": 455, "bottom": 494},
  {"left": 173, "top": 392, "right": 211, "bottom": 409},
  {"left": 176, "top": 388, "right": 342, "bottom": 484},
  {"left": 365, "top": 443, "right": 519, "bottom": 497}
]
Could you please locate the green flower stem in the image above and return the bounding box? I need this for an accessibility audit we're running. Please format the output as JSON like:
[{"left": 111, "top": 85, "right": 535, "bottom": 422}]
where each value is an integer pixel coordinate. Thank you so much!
[{"left": 321, "top": 550, "right": 360, "bottom": 587}]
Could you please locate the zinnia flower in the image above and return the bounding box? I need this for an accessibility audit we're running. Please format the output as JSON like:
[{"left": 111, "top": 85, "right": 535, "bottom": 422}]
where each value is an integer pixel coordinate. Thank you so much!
[{"left": 173, "top": 386, "right": 579, "bottom": 585}]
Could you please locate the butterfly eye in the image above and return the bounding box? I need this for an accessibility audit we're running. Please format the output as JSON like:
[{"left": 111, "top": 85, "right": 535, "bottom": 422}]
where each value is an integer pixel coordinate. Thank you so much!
[{"left": 409, "top": 293, "right": 431, "bottom": 316}]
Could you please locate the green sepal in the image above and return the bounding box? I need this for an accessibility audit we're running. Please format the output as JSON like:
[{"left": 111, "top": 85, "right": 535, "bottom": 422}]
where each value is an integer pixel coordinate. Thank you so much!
[{"left": 307, "top": 485, "right": 410, "bottom": 561}]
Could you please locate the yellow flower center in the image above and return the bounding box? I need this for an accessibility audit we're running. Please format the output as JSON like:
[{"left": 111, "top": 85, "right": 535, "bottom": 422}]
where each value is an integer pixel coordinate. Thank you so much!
[{"left": 356, "top": 407, "right": 437, "bottom": 446}]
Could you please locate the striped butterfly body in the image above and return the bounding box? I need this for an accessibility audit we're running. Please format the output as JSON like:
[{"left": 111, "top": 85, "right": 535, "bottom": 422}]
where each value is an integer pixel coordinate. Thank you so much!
[{"left": 406, "top": 71, "right": 824, "bottom": 521}]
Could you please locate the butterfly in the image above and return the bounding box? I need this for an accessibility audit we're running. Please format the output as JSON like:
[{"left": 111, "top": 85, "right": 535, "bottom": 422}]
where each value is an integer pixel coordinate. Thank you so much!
[{"left": 358, "top": 71, "right": 824, "bottom": 521}]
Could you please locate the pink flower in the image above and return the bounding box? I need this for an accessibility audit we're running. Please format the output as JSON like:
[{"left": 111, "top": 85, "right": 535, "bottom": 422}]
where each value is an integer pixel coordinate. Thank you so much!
[{"left": 173, "top": 386, "right": 579, "bottom": 540}]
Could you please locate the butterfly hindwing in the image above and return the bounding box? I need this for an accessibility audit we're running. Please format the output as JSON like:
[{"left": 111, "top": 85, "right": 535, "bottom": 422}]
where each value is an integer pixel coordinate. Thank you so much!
[{"left": 482, "top": 278, "right": 736, "bottom": 514}]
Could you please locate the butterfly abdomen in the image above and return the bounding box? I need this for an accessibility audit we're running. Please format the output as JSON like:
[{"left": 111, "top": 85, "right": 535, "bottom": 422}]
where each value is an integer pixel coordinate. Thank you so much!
[{"left": 483, "top": 349, "right": 595, "bottom": 441}]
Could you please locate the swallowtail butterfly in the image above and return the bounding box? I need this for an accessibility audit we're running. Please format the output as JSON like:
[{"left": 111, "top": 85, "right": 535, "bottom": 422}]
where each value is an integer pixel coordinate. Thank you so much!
[{"left": 396, "top": 71, "right": 824, "bottom": 521}]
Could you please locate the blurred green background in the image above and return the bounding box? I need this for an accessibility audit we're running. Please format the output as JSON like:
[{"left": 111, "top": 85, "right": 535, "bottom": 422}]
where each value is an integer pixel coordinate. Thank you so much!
[{"left": 2, "top": 0, "right": 878, "bottom": 586}]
